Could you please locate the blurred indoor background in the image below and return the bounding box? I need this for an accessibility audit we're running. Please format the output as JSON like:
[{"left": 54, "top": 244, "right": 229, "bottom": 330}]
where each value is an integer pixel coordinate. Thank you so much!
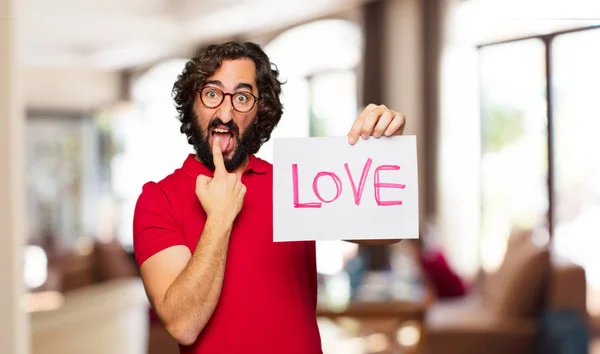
[{"left": 1, "top": 0, "right": 600, "bottom": 353}]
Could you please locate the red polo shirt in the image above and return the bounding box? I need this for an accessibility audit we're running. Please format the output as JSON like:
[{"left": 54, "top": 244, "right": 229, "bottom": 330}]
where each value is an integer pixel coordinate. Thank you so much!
[{"left": 133, "top": 154, "right": 322, "bottom": 354}]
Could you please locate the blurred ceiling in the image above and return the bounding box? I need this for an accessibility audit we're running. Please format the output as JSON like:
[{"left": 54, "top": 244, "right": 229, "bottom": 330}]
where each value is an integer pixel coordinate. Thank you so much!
[{"left": 17, "top": 0, "right": 371, "bottom": 70}]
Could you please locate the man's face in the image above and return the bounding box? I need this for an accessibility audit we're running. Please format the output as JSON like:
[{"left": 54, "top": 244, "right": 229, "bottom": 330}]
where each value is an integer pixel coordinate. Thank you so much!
[{"left": 191, "top": 58, "right": 259, "bottom": 172}]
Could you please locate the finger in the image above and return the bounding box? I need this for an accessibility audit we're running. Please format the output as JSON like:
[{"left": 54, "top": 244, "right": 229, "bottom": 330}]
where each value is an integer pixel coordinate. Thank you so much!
[
  {"left": 347, "top": 110, "right": 367, "bottom": 145},
  {"left": 373, "top": 111, "right": 393, "bottom": 137},
  {"left": 384, "top": 113, "right": 406, "bottom": 136},
  {"left": 212, "top": 136, "right": 226, "bottom": 175},
  {"left": 360, "top": 108, "right": 383, "bottom": 139}
]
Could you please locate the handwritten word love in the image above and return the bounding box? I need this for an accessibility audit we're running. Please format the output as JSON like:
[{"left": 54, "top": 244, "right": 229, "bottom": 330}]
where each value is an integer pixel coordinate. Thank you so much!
[{"left": 292, "top": 158, "right": 405, "bottom": 208}]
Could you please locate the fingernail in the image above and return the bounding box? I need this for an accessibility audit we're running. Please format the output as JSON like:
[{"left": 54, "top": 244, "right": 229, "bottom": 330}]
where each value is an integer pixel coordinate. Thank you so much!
[
  {"left": 348, "top": 136, "right": 357, "bottom": 144},
  {"left": 361, "top": 134, "right": 368, "bottom": 140}
]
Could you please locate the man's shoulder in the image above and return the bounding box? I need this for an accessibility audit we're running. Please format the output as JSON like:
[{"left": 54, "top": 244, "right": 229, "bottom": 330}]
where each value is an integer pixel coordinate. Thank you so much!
[
  {"left": 251, "top": 155, "right": 273, "bottom": 175},
  {"left": 256, "top": 156, "right": 273, "bottom": 166},
  {"left": 136, "top": 168, "right": 190, "bottom": 209},
  {"left": 152, "top": 167, "right": 188, "bottom": 188}
]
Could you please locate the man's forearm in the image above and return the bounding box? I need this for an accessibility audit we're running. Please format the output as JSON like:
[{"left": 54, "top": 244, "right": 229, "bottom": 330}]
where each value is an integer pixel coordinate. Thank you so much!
[{"left": 159, "top": 216, "right": 232, "bottom": 345}]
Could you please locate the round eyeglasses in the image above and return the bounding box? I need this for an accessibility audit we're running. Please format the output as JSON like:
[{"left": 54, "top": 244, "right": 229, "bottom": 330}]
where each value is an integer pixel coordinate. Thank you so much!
[{"left": 199, "top": 87, "right": 259, "bottom": 113}]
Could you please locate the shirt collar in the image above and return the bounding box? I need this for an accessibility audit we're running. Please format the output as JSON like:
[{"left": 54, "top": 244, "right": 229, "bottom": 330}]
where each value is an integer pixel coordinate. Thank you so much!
[{"left": 181, "top": 153, "right": 268, "bottom": 178}]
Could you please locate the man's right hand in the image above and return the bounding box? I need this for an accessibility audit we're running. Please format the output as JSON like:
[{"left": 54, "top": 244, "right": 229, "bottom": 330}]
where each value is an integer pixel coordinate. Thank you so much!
[
  {"left": 140, "top": 138, "right": 244, "bottom": 345},
  {"left": 195, "top": 136, "right": 246, "bottom": 224}
]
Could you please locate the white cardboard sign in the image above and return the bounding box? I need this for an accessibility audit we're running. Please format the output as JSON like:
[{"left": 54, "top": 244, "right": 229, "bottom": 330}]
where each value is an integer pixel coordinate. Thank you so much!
[{"left": 272, "top": 135, "right": 419, "bottom": 242}]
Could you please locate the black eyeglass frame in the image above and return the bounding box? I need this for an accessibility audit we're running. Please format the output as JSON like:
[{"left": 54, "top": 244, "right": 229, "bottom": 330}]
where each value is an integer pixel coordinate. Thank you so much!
[{"left": 198, "top": 86, "right": 259, "bottom": 113}]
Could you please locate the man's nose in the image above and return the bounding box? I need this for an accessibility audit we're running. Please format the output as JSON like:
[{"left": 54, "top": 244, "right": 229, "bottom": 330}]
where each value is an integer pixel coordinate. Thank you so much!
[{"left": 217, "top": 95, "right": 235, "bottom": 123}]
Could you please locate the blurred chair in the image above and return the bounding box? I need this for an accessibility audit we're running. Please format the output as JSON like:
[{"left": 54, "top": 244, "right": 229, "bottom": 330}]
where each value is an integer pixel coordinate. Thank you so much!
[
  {"left": 423, "top": 228, "right": 588, "bottom": 354},
  {"left": 40, "top": 238, "right": 139, "bottom": 293}
]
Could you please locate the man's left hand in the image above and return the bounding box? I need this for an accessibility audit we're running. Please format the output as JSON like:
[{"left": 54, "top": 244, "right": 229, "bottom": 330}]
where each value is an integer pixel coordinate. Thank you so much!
[
  {"left": 347, "top": 104, "right": 406, "bottom": 145},
  {"left": 344, "top": 104, "right": 407, "bottom": 246}
]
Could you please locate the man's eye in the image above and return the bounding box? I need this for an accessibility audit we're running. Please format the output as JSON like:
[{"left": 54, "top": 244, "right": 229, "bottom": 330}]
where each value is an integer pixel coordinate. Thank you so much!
[{"left": 236, "top": 94, "right": 249, "bottom": 102}]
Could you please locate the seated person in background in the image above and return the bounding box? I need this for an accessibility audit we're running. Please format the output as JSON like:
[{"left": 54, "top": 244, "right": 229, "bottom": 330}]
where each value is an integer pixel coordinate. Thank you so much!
[
  {"left": 345, "top": 220, "right": 467, "bottom": 303},
  {"left": 409, "top": 221, "right": 468, "bottom": 301}
]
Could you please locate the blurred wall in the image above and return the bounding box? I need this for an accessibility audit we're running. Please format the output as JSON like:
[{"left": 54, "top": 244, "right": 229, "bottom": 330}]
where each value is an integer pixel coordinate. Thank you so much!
[
  {"left": 361, "top": 0, "right": 440, "bottom": 223},
  {"left": 0, "top": 0, "right": 29, "bottom": 353},
  {"left": 24, "top": 67, "right": 121, "bottom": 112},
  {"left": 382, "top": 0, "right": 425, "bottom": 217}
]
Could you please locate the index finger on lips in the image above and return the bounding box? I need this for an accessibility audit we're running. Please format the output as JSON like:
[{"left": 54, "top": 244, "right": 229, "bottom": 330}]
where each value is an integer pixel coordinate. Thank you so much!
[{"left": 212, "top": 136, "right": 226, "bottom": 175}]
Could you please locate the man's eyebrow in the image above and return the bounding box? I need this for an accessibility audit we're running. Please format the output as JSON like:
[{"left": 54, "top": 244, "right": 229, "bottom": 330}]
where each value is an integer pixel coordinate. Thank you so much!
[
  {"left": 204, "top": 80, "right": 223, "bottom": 87},
  {"left": 204, "top": 80, "right": 254, "bottom": 92},
  {"left": 235, "top": 82, "right": 254, "bottom": 91}
]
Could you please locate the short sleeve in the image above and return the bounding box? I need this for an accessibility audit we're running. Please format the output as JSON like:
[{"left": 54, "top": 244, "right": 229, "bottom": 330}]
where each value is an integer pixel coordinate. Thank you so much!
[{"left": 133, "top": 181, "right": 187, "bottom": 267}]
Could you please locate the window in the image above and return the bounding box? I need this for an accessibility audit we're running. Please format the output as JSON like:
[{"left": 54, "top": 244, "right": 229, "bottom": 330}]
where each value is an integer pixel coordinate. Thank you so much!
[
  {"left": 26, "top": 114, "right": 97, "bottom": 248},
  {"left": 478, "top": 39, "right": 548, "bottom": 271},
  {"left": 478, "top": 25, "right": 600, "bottom": 314},
  {"left": 552, "top": 28, "right": 600, "bottom": 293},
  {"left": 308, "top": 70, "right": 358, "bottom": 138}
]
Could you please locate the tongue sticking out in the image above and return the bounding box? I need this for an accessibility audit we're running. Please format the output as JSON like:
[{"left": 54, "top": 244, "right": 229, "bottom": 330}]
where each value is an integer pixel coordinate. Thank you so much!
[{"left": 214, "top": 132, "right": 232, "bottom": 152}]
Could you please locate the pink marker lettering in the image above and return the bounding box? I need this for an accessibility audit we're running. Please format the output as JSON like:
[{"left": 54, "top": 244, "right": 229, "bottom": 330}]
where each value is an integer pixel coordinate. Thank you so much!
[
  {"left": 312, "top": 172, "right": 343, "bottom": 203},
  {"left": 292, "top": 164, "right": 321, "bottom": 208},
  {"left": 373, "top": 165, "right": 405, "bottom": 206},
  {"left": 344, "top": 158, "right": 373, "bottom": 206}
]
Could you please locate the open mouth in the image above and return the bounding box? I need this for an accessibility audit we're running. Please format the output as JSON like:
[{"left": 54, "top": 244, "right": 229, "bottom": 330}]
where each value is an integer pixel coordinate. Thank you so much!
[{"left": 210, "top": 127, "right": 235, "bottom": 153}]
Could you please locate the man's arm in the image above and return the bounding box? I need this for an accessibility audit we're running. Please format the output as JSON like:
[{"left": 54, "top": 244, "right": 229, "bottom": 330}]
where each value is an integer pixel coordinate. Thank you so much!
[
  {"left": 138, "top": 137, "right": 246, "bottom": 346},
  {"left": 140, "top": 216, "right": 232, "bottom": 346}
]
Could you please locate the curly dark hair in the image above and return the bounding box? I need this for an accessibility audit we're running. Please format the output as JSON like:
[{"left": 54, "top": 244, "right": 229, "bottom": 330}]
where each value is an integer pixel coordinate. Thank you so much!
[{"left": 172, "top": 41, "right": 284, "bottom": 155}]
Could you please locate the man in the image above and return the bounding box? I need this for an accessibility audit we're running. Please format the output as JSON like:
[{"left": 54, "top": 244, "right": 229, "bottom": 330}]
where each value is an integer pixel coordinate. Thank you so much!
[{"left": 133, "top": 41, "right": 406, "bottom": 354}]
